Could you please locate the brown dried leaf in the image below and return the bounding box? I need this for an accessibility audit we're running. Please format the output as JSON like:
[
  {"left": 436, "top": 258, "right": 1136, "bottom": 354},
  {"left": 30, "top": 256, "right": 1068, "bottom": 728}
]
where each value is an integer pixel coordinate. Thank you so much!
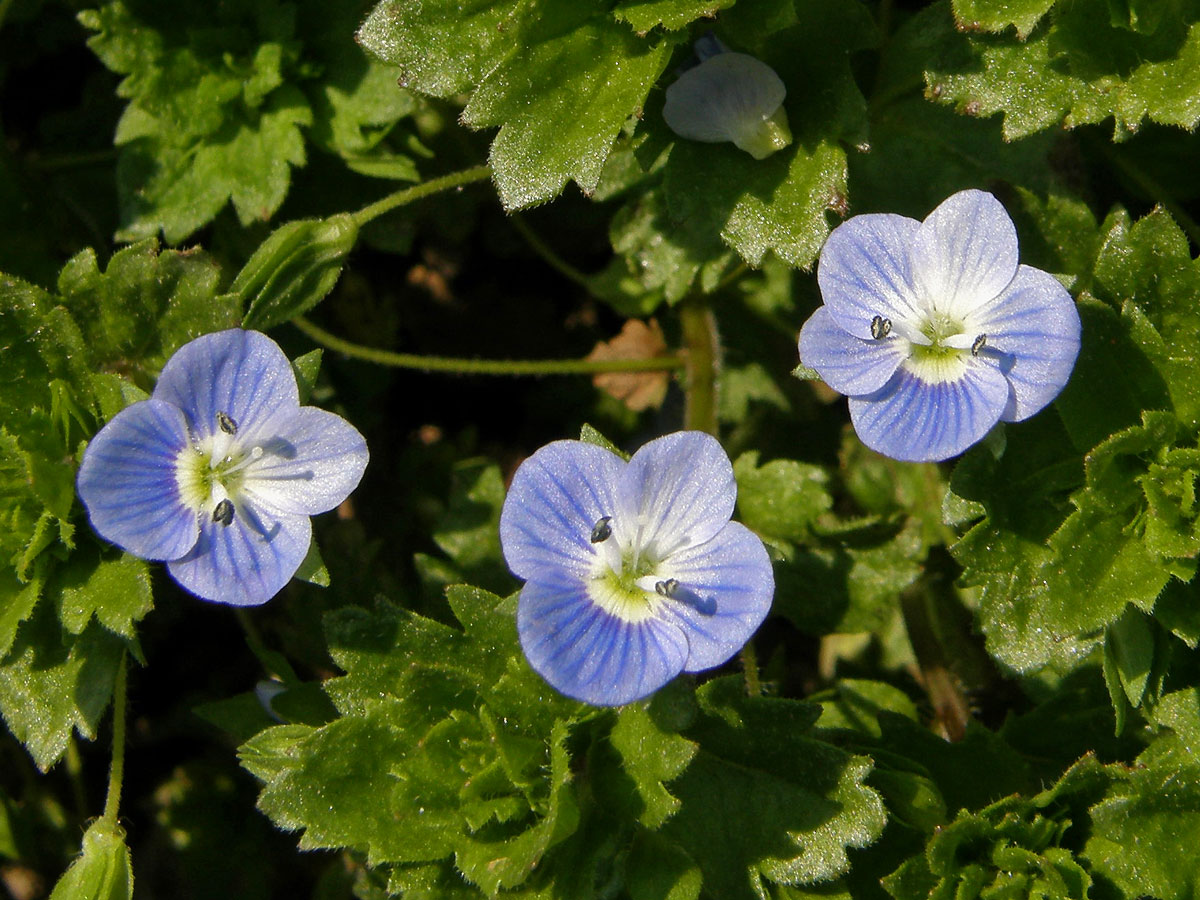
[{"left": 586, "top": 319, "right": 670, "bottom": 412}]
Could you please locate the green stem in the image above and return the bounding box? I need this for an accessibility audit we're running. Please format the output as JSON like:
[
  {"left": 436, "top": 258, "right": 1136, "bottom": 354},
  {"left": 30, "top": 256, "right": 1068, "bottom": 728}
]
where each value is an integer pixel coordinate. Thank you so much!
[
  {"left": 352, "top": 165, "right": 493, "bottom": 228},
  {"left": 679, "top": 298, "right": 719, "bottom": 435},
  {"left": 511, "top": 215, "right": 593, "bottom": 289},
  {"left": 292, "top": 315, "right": 686, "bottom": 376},
  {"left": 899, "top": 585, "right": 971, "bottom": 742},
  {"left": 1100, "top": 142, "right": 1200, "bottom": 249},
  {"left": 741, "top": 639, "right": 762, "bottom": 697},
  {"left": 102, "top": 653, "right": 127, "bottom": 825},
  {"left": 26, "top": 148, "right": 118, "bottom": 172}
]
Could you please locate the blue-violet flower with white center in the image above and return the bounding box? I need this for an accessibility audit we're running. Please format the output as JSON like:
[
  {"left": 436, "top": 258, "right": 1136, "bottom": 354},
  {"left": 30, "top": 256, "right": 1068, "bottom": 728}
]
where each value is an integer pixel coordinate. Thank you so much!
[
  {"left": 798, "top": 189, "right": 1081, "bottom": 462},
  {"left": 499, "top": 431, "right": 774, "bottom": 706},
  {"left": 77, "top": 329, "right": 368, "bottom": 606}
]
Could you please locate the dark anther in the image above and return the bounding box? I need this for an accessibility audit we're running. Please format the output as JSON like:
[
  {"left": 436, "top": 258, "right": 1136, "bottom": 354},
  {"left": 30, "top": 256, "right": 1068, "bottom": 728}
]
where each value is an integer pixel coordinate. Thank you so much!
[
  {"left": 590, "top": 516, "right": 613, "bottom": 543},
  {"left": 212, "top": 499, "right": 235, "bottom": 527},
  {"left": 870, "top": 315, "right": 892, "bottom": 340},
  {"left": 217, "top": 410, "right": 238, "bottom": 435},
  {"left": 971, "top": 334, "right": 987, "bottom": 356},
  {"left": 655, "top": 578, "right": 679, "bottom": 597}
]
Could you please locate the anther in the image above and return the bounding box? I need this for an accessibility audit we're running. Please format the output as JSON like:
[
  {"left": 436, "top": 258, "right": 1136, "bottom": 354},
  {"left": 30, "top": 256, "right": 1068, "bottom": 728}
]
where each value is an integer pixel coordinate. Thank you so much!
[
  {"left": 655, "top": 578, "right": 717, "bottom": 615},
  {"left": 212, "top": 499, "right": 235, "bottom": 527},
  {"left": 870, "top": 315, "right": 892, "bottom": 340},
  {"left": 971, "top": 334, "right": 987, "bottom": 356},
  {"left": 590, "top": 516, "right": 613, "bottom": 543},
  {"left": 217, "top": 410, "right": 238, "bottom": 435}
]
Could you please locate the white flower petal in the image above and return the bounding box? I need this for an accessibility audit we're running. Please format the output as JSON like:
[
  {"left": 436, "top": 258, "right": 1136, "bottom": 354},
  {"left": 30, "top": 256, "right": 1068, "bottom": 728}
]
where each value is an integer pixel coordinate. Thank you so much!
[
  {"left": 663, "top": 52, "right": 790, "bottom": 158},
  {"left": 911, "top": 189, "right": 1019, "bottom": 319}
]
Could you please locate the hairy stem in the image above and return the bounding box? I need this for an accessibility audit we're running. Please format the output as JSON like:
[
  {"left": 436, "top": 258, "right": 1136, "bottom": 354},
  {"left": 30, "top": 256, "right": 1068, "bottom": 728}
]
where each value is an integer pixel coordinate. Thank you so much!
[
  {"left": 102, "top": 653, "right": 127, "bottom": 825},
  {"left": 679, "top": 298, "right": 719, "bottom": 435},
  {"left": 352, "top": 165, "right": 493, "bottom": 228},
  {"left": 511, "top": 215, "right": 594, "bottom": 290},
  {"left": 292, "top": 315, "right": 686, "bottom": 376}
]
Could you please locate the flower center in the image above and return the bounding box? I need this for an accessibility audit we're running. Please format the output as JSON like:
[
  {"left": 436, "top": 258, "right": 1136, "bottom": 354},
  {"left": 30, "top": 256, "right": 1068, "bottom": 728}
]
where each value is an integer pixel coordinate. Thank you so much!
[
  {"left": 871, "top": 310, "right": 987, "bottom": 385},
  {"left": 175, "top": 411, "right": 265, "bottom": 525},
  {"left": 588, "top": 542, "right": 662, "bottom": 624},
  {"left": 584, "top": 515, "right": 718, "bottom": 623}
]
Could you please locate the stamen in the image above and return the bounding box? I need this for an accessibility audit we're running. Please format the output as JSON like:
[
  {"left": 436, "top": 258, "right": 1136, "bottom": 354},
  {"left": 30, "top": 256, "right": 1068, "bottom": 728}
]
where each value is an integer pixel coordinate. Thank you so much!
[
  {"left": 870, "top": 315, "right": 892, "bottom": 340},
  {"left": 212, "top": 499, "right": 235, "bottom": 527},
  {"left": 655, "top": 578, "right": 717, "bottom": 616},
  {"left": 590, "top": 516, "right": 613, "bottom": 543},
  {"left": 217, "top": 410, "right": 238, "bottom": 435},
  {"left": 971, "top": 334, "right": 987, "bottom": 356}
]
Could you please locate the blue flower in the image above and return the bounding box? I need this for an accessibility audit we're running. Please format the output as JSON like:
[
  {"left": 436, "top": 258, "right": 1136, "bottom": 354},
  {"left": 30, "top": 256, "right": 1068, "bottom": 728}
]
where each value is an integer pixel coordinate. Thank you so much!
[
  {"left": 77, "top": 329, "right": 368, "bottom": 606},
  {"left": 798, "top": 189, "right": 1081, "bottom": 462},
  {"left": 499, "top": 431, "right": 774, "bottom": 706}
]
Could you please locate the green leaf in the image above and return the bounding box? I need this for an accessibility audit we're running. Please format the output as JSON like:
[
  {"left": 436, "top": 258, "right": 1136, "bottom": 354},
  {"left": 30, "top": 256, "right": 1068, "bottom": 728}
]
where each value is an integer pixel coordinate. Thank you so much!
[
  {"left": 1087, "top": 207, "right": 1200, "bottom": 430},
  {"left": 48, "top": 819, "right": 134, "bottom": 900},
  {"left": 950, "top": 0, "right": 1055, "bottom": 37},
  {"left": 290, "top": 348, "right": 323, "bottom": 404},
  {"left": 244, "top": 588, "right": 587, "bottom": 885},
  {"left": 455, "top": 720, "right": 580, "bottom": 894},
  {"left": 0, "top": 604, "right": 125, "bottom": 770},
  {"left": 661, "top": 678, "right": 885, "bottom": 899},
  {"left": 54, "top": 240, "right": 237, "bottom": 377},
  {"left": 237, "top": 214, "right": 359, "bottom": 330},
  {"left": 52, "top": 548, "right": 153, "bottom": 639},
  {"left": 607, "top": 685, "right": 698, "bottom": 828},
  {"left": 1104, "top": 605, "right": 1155, "bottom": 708},
  {"left": 776, "top": 518, "right": 926, "bottom": 636},
  {"left": 734, "top": 452, "right": 832, "bottom": 544},
  {"left": 1084, "top": 738, "right": 1200, "bottom": 898},
  {"left": 956, "top": 411, "right": 1193, "bottom": 674},
  {"left": 928, "top": 0, "right": 1200, "bottom": 140},
  {"left": 627, "top": 830, "right": 702, "bottom": 900},
  {"left": 361, "top": 1, "right": 677, "bottom": 210},
  {"left": 613, "top": 0, "right": 738, "bottom": 33},
  {"left": 462, "top": 15, "right": 675, "bottom": 209},
  {"left": 82, "top": 0, "right": 316, "bottom": 242}
]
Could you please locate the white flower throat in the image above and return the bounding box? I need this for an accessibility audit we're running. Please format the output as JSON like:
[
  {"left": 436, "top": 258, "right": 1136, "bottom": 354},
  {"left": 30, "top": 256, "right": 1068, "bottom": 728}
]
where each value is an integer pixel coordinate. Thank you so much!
[
  {"left": 871, "top": 309, "right": 988, "bottom": 385},
  {"left": 584, "top": 514, "right": 716, "bottom": 623},
  {"left": 175, "top": 410, "right": 265, "bottom": 526}
]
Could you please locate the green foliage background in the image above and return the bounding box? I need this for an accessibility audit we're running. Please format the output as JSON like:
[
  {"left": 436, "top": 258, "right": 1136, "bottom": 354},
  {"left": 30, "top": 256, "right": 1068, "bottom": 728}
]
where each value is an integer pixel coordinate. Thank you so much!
[{"left": 3, "top": 0, "right": 1200, "bottom": 897}]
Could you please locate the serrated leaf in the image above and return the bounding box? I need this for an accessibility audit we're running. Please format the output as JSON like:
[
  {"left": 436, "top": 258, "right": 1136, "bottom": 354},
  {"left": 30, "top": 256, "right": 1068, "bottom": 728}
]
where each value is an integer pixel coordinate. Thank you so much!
[
  {"left": 777, "top": 518, "right": 925, "bottom": 636},
  {"left": 52, "top": 548, "right": 153, "bottom": 639},
  {"left": 1087, "top": 207, "right": 1200, "bottom": 430},
  {"left": 361, "top": 2, "right": 677, "bottom": 210},
  {"left": 237, "top": 214, "right": 358, "bottom": 330},
  {"left": 608, "top": 687, "right": 698, "bottom": 828},
  {"left": 48, "top": 819, "right": 133, "bottom": 900},
  {"left": 464, "top": 18, "right": 675, "bottom": 209},
  {"left": 1084, "top": 739, "right": 1200, "bottom": 898},
  {"left": 455, "top": 720, "right": 579, "bottom": 894},
  {"left": 734, "top": 452, "right": 832, "bottom": 544},
  {"left": 54, "top": 239, "right": 237, "bottom": 376},
  {"left": 613, "top": 0, "right": 737, "bottom": 34},
  {"left": 661, "top": 678, "right": 885, "bottom": 899},
  {"left": 950, "top": 0, "right": 1055, "bottom": 37},
  {"left": 0, "top": 604, "right": 125, "bottom": 770},
  {"left": 928, "top": 0, "right": 1200, "bottom": 140},
  {"left": 244, "top": 589, "right": 588, "bottom": 886}
]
